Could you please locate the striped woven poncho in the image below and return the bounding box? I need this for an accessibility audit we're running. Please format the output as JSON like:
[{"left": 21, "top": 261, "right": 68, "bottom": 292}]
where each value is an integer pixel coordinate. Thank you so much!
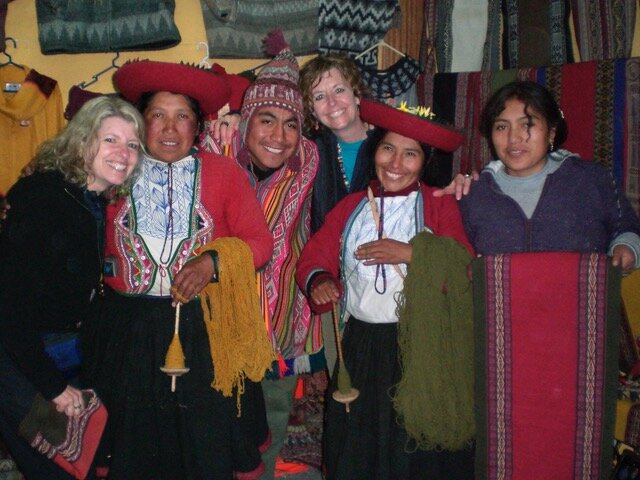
[{"left": 232, "top": 134, "right": 322, "bottom": 373}]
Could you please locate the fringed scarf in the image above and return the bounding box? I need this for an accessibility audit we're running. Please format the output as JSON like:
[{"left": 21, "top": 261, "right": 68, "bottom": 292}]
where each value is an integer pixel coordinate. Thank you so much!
[
  {"left": 392, "top": 231, "right": 474, "bottom": 451},
  {"left": 199, "top": 238, "right": 276, "bottom": 411}
]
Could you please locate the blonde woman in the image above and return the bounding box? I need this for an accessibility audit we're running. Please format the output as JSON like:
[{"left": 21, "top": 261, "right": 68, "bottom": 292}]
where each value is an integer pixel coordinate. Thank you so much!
[{"left": 0, "top": 96, "right": 143, "bottom": 479}]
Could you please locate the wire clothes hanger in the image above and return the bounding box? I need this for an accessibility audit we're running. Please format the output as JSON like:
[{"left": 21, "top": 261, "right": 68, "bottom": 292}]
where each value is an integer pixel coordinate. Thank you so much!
[
  {"left": 197, "top": 42, "right": 211, "bottom": 68},
  {"left": 78, "top": 52, "right": 120, "bottom": 89},
  {"left": 1, "top": 37, "right": 24, "bottom": 69},
  {"left": 355, "top": 40, "right": 406, "bottom": 60}
]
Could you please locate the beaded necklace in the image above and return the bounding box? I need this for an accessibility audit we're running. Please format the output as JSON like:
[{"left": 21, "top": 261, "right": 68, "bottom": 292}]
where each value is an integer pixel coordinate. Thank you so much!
[{"left": 336, "top": 143, "right": 350, "bottom": 190}]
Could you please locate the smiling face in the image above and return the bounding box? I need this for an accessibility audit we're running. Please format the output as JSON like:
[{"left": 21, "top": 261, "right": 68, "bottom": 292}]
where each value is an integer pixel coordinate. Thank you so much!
[
  {"left": 143, "top": 91, "right": 199, "bottom": 163},
  {"left": 245, "top": 106, "right": 300, "bottom": 171},
  {"left": 86, "top": 116, "right": 141, "bottom": 193},
  {"left": 311, "top": 68, "right": 366, "bottom": 142},
  {"left": 374, "top": 131, "right": 425, "bottom": 192},
  {"left": 491, "top": 98, "right": 556, "bottom": 177}
]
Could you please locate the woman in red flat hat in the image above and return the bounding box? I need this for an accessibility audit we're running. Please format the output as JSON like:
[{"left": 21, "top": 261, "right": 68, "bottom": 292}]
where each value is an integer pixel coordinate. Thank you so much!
[
  {"left": 81, "top": 60, "right": 274, "bottom": 480},
  {"left": 296, "top": 100, "right": 475, "bottom": 479}
]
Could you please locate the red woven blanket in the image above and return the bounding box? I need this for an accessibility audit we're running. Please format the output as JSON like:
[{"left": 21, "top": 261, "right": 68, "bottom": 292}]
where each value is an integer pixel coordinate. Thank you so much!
[{"left": 473, "top": 253, "right": 620, "bottom": 480}]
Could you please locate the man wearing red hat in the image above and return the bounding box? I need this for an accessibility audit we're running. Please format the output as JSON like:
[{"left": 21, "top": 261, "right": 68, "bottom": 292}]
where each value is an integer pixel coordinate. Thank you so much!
[{"left": 81, "top": 60, "right": 275, "bottom": 479}]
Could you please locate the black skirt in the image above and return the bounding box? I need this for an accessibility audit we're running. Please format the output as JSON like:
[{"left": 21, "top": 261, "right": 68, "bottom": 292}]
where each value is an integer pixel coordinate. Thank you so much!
[
  {"left": 81, "top": 288, "right": 268, "bottom": 480},
  {"left": 323, "top": 318, "right": 474, "bottom": 480}
]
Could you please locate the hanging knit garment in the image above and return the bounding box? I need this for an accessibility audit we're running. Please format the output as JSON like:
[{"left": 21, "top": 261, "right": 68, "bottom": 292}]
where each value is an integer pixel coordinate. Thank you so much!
[
  {"left": 199, "top": 238, "right": 276, "bottom": 407},
  {"left": 356, "top": 55, "right": 422, "bottom": 103},
  {"left": 392, "top": 231, "right": 474, "bottom": 451},
  {"left": 35, "top": 0, "right": 180, "bottom": 53},
  {"left": 318, "top": 0, "right": 400, "bottom": 66},
  {"left": 200, "top": 0, "right": 318, "bottom": 58}
]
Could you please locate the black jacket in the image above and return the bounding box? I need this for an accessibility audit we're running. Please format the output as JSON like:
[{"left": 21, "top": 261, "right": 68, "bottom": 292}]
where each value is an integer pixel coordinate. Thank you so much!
[
  {"left": 0, "top": 171, "right": 101, "bottom": 399},
  {"left": 308, "top": 128, "right": 375, "bottom": 234}
]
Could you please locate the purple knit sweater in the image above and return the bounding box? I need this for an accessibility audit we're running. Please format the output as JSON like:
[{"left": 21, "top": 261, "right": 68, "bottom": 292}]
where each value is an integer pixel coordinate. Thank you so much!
[{"left": 459, "top": 155, "right": 640, "bottom": 256}]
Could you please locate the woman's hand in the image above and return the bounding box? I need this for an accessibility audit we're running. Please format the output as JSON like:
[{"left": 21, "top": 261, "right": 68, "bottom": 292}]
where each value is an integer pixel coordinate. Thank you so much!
[
  {"left": 432, "top": 171, "right": 479, "bottom": 200},
  {"left": 210, "top": 113, "right": 241, "bottom": 145},
  {"left": 612, "top": 244, "right": 636, "bottom": 274},
  {"left": 52, "top": 385, "right": 84, "bottom": 418},
  {"left": 355, "top": 239, "right": 412, "bottom": 265},
  {"left": 170, "top": 254, "right": 215, "bottom": 307},
  {"left": 310, "top": 278, "right": 340, "bottom": 306}
]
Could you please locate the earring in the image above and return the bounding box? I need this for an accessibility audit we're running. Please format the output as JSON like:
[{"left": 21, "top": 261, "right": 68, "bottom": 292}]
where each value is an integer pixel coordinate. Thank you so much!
[
  {"left": 549, "top": 140, "right": 554, "bottom": 152},
  {"left": 313, "top": 120, "right": 320, "bottom": 131}
]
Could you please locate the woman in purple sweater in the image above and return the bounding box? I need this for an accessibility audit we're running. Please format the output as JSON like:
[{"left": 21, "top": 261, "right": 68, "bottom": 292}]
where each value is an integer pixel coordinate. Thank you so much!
[{"left": 459, "top": 80, "right": 640, "bottom": 273}]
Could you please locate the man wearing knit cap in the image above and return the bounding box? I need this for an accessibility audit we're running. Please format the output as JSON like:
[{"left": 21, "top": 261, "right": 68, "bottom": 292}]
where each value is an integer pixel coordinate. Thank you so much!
[{"left": 202, "top": 30, "right": 322, "bottom": 478}]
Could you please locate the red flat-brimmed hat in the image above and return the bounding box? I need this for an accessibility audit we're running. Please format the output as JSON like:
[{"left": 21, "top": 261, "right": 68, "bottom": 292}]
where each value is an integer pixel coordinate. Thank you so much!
[
  {"left": 208, "top": 63, "right": 251, "bottom": 113},
  {"left": 113, "top": 60, "right": 232, "bottom": 116},
  {"left": 359, "top": 98, "right": 464, "bottom": 152}
]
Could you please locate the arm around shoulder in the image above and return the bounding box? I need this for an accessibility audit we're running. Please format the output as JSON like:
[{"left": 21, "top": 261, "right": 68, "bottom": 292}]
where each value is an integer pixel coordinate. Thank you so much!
[{"left": 201, "top": 154, "right": 273, "bottom": 269}]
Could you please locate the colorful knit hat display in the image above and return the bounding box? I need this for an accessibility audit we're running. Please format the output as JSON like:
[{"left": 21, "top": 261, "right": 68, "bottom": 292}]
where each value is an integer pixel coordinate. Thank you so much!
[{"left": 240, "top": 30, "right": 304, "bottom": 141}]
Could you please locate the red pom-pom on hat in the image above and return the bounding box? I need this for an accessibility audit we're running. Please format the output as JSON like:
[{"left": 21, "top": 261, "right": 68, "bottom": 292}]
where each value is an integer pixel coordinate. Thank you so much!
[{"left": 263, "top": 29, "right": 289, "bottom": 57}]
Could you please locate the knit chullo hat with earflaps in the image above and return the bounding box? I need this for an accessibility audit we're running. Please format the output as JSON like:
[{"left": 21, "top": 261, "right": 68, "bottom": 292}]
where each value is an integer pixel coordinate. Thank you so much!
[{"left": 240, "top": 30, "right": 304, "bottom": 147}]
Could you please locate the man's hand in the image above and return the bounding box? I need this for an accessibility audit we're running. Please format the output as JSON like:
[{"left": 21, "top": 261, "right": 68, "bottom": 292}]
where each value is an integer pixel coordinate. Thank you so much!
[{"left": 211, "top": 113, "right": 241, "bottom": 146}]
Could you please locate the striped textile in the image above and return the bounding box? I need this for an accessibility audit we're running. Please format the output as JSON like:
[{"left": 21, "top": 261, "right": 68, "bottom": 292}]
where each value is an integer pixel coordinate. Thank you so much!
[
  {"left": 624, "top": 58, "right": 640, "bottom": 213},
  {"left": 237, "top": 136, "right": 322, "bottom": 365},
  {"left": 481, "top": 0, "right": 502, "bottom": 70},
  {"left": 430, "top": 58, "right": 640, "bottom": 213},
  {"left": 570, "top": 0, "right": 637, "bottom": 61},
  {"left": 21, "top": 390, "right": 107, "bottom": 480},
  {"left": 473, "top": 252, "right": 620, "bottom": 480},
  {"left": 417, "top": 0, "right": 438, "bottom": 106},
  {"left": 549, "top": 0, "right": 572, "bottom": 65},
  {"left": 593, "top": 60, "right": 616, "bottom": 169},
  {"left": 503, "top": 0, "right": 519, "bottom": 68},
  {"left": 434, "top": 0, "right": 454, "bottom": 72}
]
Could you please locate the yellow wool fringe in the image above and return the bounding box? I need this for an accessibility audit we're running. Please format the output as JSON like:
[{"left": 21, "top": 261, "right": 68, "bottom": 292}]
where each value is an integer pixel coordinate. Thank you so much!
[
  {"left": 164, "top": 334, "right": 186, "bottom": 369},
  {"left": 199, "top": 238, "right": 276, "bottom": 414}
]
